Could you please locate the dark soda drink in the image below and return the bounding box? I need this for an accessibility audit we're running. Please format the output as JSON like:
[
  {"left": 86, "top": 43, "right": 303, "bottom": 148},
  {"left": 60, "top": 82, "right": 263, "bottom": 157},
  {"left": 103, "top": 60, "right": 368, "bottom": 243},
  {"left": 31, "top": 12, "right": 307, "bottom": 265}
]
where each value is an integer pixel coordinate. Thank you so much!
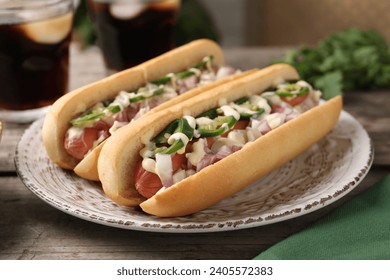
[
  {"left": 0, "top": 11, "right": 73, "bottom": 111},
  {"left": 87, "top": 0, "right": 180, "bottom": 71}
]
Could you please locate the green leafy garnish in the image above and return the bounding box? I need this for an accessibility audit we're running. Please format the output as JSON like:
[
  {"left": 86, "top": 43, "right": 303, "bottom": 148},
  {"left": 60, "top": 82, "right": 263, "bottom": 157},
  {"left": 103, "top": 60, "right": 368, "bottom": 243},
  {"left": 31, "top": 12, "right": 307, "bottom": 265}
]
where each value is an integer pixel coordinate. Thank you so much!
[{"left": 272, "top": 28, "right": 390, "bottom": 99}]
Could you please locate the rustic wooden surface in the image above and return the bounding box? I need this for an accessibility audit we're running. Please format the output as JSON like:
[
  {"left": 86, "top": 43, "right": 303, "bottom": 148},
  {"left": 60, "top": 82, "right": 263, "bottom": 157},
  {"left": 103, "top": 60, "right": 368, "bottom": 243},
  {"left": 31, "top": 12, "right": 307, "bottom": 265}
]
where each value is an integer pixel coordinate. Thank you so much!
[{"left": 0, "top": 45, "right": 389, "bottom": 260}]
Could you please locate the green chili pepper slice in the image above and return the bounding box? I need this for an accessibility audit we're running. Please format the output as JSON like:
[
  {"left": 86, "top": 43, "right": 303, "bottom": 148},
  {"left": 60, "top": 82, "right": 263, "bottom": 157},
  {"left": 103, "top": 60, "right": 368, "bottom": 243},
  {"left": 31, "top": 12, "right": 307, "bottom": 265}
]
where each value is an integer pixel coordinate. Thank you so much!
[
  {"left": 198, "top": 115, "right": 237, "bottom": 137},
  {"left": 129, "top": 87, "right": 164, "bottom": 103},
  {"left": 234, "top": 97, "right": 249, "bottom": 105},
  {"left": 232, "top": 97, "right": 265, "bottom": 119},
  {"left": 276, "top": 83, "right": 309, "bottom": 97},
  {"left": 152, "top": 140, "right": 184, "bottom": 156},
  {"left": 70, "top": 111, "right": 104, "bottom": 126},
  {"left": 196, "top": 108, "right": 218, "bottom": 119},
  {"left": 151, "top": 76, "right": 171, "bottom": 86},
  {"left": 151, "top": 56, "right": 213, "bottom": 85},
  {"left": 107, "top": 105, "right": 121, "bottom": 114},
  {"left": 153, "top": 119, "right": 181, "bottom": 144},
  {"left": 70, "top": 105, "right": 121, "bottom": 126},
  {"left": 151, "top": 118, "right": 194, "bottom": 157},
  {"left": 176, "top": 70, "right": 197, "bottom": 80},
  {"left": 193, "top": 56, "right": 213, "bottom": 68},
  {"left": 239, "top": 108, "right": 265, "bottom": 120}
]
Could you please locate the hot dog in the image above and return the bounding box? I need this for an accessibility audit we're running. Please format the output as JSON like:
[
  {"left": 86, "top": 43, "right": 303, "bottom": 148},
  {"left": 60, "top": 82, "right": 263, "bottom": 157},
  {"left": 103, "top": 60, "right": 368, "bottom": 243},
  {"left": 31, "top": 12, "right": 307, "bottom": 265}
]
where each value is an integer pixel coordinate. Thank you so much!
[
  {"left": 42, "top": 39, "right": 250, "bottom": 181},
  {"left": 97, "top": 64, "right": 343, "bottom": 217}
]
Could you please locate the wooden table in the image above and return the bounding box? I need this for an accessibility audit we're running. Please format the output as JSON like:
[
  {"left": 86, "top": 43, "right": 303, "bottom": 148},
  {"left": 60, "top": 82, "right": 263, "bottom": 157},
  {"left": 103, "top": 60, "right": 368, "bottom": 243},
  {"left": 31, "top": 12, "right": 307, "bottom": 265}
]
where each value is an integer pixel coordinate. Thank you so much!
[{"left": 1, "top": 45, "right": 389, "bottom": 260}]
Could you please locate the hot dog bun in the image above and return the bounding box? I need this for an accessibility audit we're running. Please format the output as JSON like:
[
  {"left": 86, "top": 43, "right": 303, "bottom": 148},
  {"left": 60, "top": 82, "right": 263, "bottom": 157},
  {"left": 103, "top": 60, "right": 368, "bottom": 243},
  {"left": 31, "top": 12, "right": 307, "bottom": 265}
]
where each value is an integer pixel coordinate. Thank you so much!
[
  {"left": 42, "top": 39, "right": 247, "bottom": 178},
  {"left": 141, "top": 96, "right": 342, "bottom": 217},
  {"left": 73, "top": 69, "right": 256, "bottom": 181},
  {"left": 98, "top": 63, "right": 342, "bottom": 217}
]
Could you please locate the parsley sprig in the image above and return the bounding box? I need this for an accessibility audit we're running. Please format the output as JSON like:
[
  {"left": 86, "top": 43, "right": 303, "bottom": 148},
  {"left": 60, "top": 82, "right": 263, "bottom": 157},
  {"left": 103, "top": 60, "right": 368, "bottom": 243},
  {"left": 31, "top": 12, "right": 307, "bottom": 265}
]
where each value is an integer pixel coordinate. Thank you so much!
[{"left": 272, "top": 28, "right": 390, "bottom": 99}]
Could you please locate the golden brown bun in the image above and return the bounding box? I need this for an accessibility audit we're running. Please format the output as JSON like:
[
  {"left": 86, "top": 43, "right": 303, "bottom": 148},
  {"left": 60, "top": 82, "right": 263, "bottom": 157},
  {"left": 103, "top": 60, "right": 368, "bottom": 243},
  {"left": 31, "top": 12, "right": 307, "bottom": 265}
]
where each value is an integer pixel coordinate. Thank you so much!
[
  {"left": 73, "top": 144, "right": 103, "bottom": 181},
  {"left": 98, "top": 63, "right": 339, "bottom": 214},
  {"left": 141, "top": 96, "right": 342, "bottom": 217},
  {"left": 42, "top": 39, "right": 225, "bottom": 171}
]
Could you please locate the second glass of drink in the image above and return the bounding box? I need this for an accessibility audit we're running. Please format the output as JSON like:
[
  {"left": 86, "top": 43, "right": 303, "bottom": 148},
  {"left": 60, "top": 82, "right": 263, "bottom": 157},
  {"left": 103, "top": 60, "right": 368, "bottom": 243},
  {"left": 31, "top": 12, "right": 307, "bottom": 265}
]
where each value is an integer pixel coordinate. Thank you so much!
[{"left": 87, "top": 0, "right": 181, "bottom": 73}]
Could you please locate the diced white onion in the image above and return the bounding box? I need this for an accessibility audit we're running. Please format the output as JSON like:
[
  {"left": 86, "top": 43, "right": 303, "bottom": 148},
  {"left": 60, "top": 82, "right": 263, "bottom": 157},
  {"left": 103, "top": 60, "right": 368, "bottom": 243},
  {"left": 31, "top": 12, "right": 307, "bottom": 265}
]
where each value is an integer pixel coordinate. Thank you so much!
[
  {"left": 227, "top": 130, "right": 247, "bottom": 145},
  {"left": 265, "top": 113, "right": 286, "bottom": 130},
  {"left": 173, "top": 169, "right": 187, "bottom": 184},
  {"left": 155, "top": 154, "right": 173, "bottom": 187}
]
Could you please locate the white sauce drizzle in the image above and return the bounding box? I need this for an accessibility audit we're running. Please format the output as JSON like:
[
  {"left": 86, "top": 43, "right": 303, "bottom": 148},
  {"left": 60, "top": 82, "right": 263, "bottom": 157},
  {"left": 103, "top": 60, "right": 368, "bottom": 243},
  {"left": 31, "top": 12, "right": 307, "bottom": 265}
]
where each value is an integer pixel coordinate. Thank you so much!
[
  {"left": 142, "top": 158, "right": 156, "bottom": 173},
  {"left": 186, "top": 138, "right": 206, "bottom": 166},
  {"left": 168, "top": 132, "right": 190, "bottom": 154},
  {"left": 66, "top": 127, "right": 84, "bottom": 140},
  {"left": 183, "top": 116, "right": 196, "bottom": 129},
  {"left": 220, "top": 105, "right": 240, "bottom": 120},
  {"left": 265, "top": 113, "right": 285, "bottom": 129}
]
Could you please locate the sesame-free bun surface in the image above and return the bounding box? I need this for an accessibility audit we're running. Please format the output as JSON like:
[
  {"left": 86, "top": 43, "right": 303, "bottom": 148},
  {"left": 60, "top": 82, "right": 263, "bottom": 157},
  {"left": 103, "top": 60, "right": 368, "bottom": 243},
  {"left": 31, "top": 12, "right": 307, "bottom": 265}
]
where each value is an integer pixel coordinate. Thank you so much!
[
  {"left": 141, "top": 95, "right": 342, "bottom": 217},
  {"left": 97, "top": 64, "right": 343, "bottom": 217},
  {"left": 42, "top": 39, "right": 225, "bottom": 171}
]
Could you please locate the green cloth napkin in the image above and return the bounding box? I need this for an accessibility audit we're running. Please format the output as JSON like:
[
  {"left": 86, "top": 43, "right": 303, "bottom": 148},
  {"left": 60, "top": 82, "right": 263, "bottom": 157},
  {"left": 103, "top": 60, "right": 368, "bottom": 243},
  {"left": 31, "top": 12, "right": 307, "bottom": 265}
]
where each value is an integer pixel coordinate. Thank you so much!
[{"left": 255, "top": 175, "right": 390, "bottom": 260}]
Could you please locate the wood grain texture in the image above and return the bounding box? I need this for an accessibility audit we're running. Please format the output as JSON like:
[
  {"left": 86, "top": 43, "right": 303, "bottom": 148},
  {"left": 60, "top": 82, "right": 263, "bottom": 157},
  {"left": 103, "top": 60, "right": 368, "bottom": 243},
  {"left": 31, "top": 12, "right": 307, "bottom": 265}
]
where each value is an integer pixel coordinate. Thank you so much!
[{"left": 1, "top": 169, "right": 388, "bottom": 260}]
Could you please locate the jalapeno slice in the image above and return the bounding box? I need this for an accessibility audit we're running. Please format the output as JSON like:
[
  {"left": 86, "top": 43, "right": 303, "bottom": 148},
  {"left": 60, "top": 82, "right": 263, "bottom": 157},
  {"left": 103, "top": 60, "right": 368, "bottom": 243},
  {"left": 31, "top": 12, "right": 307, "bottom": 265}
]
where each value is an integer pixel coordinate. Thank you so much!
[
  {"left": 239, "top": 108, "right": 265, "bottom": 119},
  {"left": 153, "top": 119, "right": 180, "bottom": 144},
  {"left": 232, "top": 97, "right": 265, "bottom": 119},
  {"left": 234, "top": 96, "right": 249, "bottom": 105},
  {"left": 70, "top": 86, "right": 163, "bottom": 127},
  {"left": 151, "top": 76, "right": 171, "bottom": 86},
  {"left": 196, "top": 108, "right": 218, "bottom": 119},
  {"left": 198, "top": 115, "right": 237, "bottom": 137},
  {"left": 129, "top": 87, "right": 164, "bottom": 103},
  {"left": 152, "top": 140, "right": 184, "bottom": 156},
  {"left": 151, "top": 56, "right": 213, "bottom": 86},
  {"left": 151, "top": 118, "right": 194, "bottom": 157},
  {"left": 276, "top": 82, "right": 309, "bottom": 97},
  {"left": 176, "top": 70, "right": 197, "bottom": 80},
  {"left": 70, "top": 105, "right": 121, "bottom": 126}
]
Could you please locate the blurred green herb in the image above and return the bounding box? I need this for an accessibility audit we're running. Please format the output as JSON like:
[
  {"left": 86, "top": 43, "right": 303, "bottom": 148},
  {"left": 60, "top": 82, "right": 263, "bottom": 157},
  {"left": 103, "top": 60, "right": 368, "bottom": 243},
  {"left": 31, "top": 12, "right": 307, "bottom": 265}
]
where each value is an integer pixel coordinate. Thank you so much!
[
  {"left": 174, "top": 0, "right": 219, "bottom": 45},
  {"left": 73, "top": 0, "right": 96, "bottom": 47},
  {"left": 272, "top": 28, "right": 390, "bottom": 99}
]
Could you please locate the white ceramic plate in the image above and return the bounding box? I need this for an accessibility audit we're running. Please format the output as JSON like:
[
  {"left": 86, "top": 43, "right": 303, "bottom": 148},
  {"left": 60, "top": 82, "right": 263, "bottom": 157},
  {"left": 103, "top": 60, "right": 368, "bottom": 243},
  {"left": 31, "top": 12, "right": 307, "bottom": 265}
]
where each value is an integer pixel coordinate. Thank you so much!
[{"left": 15, "top": 110, "right": 373, "bottom": 233}]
